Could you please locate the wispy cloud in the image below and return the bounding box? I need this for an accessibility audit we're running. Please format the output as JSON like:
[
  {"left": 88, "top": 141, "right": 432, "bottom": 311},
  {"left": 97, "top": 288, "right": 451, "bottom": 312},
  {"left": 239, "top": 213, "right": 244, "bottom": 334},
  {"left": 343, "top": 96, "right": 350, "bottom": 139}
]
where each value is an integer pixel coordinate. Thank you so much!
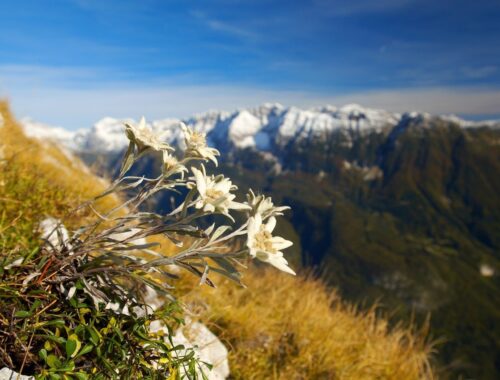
[
  {"left": 2, "top": 64, "right": 499, "bottom": 129},
  {"left": 0, "top": 64, "right": 116, "bottom": 89},
  {"left": 325, "top": 87, "right": 500, "bottom": 116},
  {"left": 461, "top": 65, "right": 498, "bottom": 79},
  {"left": 190, "top": 10, "right": 259, "bottom": 40}
]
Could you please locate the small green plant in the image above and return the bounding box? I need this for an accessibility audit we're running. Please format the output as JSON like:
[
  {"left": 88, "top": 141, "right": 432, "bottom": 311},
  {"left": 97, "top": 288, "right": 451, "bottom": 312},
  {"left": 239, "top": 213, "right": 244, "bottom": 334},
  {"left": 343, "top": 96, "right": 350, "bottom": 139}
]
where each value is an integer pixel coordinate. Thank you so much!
[{"left": 0, "top": 117, "right": 296, "bottom": 378}]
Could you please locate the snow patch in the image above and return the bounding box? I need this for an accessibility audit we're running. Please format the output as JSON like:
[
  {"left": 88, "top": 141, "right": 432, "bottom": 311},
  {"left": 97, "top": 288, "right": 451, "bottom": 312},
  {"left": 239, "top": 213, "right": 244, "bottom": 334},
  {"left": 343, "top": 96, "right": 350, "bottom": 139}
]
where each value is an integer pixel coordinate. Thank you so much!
[
  {"left": 20, "top": 103, "right": 500, "bottom": 156},
  {"left": 228, "top": 110, "right": 262, "bottom": 148},
  {"left": 21, "top": 118, "right": 77, "bottom": 149}
]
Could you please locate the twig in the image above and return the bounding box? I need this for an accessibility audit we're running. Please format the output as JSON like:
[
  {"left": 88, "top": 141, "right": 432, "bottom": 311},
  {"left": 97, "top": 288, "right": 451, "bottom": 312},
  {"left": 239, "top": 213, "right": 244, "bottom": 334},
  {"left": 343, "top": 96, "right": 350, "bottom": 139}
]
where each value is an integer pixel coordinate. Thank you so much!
[{"left": 33, "top": 299, "right": 58, "bottom": 319}]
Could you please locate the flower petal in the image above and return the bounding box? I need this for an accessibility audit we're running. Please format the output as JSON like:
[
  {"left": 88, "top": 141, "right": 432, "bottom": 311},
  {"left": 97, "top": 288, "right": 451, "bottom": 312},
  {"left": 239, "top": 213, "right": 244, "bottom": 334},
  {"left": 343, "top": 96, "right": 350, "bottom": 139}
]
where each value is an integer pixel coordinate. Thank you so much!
[
  {"left": 138, "top": 116, "right": 147, "bottom": 129},
  {"left": 265, "top": 217, "right": 276, "bottom": 233},
  {"left": 271, "top": 236, "right": 293, "bottom": 250},
  {"left": 192, "top": 166, "right": 206, "bottom": 196},
  {"left": 247, "top": 215, "right": 260, "bottom": 241},
  {"left": 267, "top": 254, "right": 296, "bottom": 275},
  {"left": 229, "top": 201, "right": 252, "bottom": 210}
]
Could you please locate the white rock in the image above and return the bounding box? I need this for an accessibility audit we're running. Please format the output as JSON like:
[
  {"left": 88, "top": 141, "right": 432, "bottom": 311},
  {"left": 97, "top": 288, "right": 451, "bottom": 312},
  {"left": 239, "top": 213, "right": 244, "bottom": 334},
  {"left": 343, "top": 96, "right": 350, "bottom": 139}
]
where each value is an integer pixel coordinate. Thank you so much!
[
  {"left": 173, "top": 321, "right": 230, "bottom": 380},
  {"left": 132, "top": 286, "right": 165, "bottom": 318},
  {"left": 149, "top": 320, "right": 230, "bottom": 379},
  {"left": 0, "top": 368, "right": 33, "bottom": 380},
  {"left": 38, "top": 217, "right": 71, "bottom": 251}
]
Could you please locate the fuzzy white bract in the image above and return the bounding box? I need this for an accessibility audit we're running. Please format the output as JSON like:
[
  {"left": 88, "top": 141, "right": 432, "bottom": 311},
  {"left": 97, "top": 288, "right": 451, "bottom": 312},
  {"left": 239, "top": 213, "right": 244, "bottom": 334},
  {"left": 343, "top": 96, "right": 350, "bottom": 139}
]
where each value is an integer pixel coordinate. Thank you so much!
[
  {"left": 247, "top": 189, "right": 290, "bottom": 220},
  {"left": 45, "top": 115, "right": 296, "bottom": 316},
  {"left": 162, "top": 151, "right": 187, "bottom": 177},
  {"left": 247, "top": 214, "right": 295, "bottom": 275},
  {"left": 125, "top": 117, "right": 173, "bottom": 153},
  {"left": 191, "top": 165, "right": 250, "bottom": 218},
  {"left": 182, "top": 125, "right": 220, "bottom": 166}
]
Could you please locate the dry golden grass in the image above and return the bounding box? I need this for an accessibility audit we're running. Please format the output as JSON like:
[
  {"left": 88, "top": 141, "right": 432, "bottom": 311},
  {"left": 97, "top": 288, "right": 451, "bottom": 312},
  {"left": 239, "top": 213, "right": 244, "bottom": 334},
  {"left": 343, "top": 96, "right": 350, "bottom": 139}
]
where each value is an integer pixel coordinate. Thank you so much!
[
  {"left": 0, "top": 101, "right": 122, "bottom": 255},
  {"left": 0, "top": 100, "right": 436, "bottom": 379},
  {"left": 180, "top": 267, "right": 436, "bottom": 379},
  {"left": 0, "top": 100, "right": 119, "bottom": 218}
]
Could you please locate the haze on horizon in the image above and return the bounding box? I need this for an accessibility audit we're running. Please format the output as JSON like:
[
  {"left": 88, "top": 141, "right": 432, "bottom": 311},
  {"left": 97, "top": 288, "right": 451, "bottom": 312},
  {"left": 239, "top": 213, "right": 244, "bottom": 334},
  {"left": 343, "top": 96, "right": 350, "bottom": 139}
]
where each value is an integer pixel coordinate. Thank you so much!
[{"left": 0, "top": 0, "right": 499, "bottom": 129}]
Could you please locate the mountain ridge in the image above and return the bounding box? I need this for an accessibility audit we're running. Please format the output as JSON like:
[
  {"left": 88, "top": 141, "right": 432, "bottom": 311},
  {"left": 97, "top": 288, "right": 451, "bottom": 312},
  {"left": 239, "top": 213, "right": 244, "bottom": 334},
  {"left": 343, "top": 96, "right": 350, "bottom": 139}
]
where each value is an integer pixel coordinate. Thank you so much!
[{"left": 21, "top": 103, "right": 500, "bottom": 154}]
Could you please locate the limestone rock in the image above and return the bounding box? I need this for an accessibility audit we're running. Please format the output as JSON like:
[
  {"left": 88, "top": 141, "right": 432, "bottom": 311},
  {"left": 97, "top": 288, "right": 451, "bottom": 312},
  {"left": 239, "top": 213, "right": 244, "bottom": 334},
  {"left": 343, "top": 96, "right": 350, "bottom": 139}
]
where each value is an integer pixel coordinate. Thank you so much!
[
  {"left": 149, "top": 320, "right": 230, "bottom": 379},
  {"left": 0, "top": 368, "right": 33, "bottom": 380},
  {"left": 38, "top": 217, "right": 71, "bottom": 251},
  {"left": 174, "top": 321, "right": 230, "bottom": 380}
]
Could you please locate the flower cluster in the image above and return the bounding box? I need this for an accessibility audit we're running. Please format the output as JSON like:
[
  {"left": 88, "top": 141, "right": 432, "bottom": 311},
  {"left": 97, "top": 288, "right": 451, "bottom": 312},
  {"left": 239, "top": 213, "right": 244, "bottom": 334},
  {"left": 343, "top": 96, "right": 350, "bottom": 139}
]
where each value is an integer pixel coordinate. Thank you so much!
[
  {"left": 41, "top": 116, "right": 296, "bottom": 318},
  {"left": 118, "top": 117, "right": 296, "bottom": 276},
  {"left": 182, "top": 125, "right": 220, "bottom": 166},
  {"left": 247, "top": 214, "right": 295, "bottom": 275},
  {"left": 125, "top": 117, "right": 173, "bottom": 154}
]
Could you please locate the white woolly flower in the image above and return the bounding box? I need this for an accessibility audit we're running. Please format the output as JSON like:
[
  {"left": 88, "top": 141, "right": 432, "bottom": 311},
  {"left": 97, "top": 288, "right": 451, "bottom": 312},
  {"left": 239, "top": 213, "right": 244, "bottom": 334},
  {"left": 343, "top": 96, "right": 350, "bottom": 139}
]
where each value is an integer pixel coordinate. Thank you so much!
[
  {"left": 125, "top": 117, "right": 172, "bottom": 153},
  {"left": 182, "top": 125, "right": 220, "bottom": 166},
  {"left": 247, "top": 189, "right": 289, "bottom": 220},
  {"left": 191, "top": 165, "right": 250, "bottom": 218},
  {"left": 162, "top": 151, "right": 187, "bottom": 177},
  {"left": 247, "top": 214, "right": 295, "bottom": 275}
]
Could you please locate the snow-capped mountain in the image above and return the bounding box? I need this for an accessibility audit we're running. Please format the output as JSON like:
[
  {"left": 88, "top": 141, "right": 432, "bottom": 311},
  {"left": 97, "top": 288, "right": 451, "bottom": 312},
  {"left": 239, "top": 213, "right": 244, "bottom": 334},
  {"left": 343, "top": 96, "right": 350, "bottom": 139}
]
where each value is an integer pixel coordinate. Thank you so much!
[
  {"left": 21, "top": 103, "right": 500, "bottom": 154},
  {"left": 21, "top": 118, "right": 81, "bottom": 150}
]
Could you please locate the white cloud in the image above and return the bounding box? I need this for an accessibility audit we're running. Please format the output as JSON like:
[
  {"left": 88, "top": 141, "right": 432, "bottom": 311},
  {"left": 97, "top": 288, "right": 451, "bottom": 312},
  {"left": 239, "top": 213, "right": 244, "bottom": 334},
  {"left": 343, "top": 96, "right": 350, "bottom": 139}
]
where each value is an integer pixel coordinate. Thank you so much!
[
  {"left": 323, "top": 88, "right": 500, "bottom": 116},
  {"left": 1, "top": 64, "right": 499, "bottom": 129}
]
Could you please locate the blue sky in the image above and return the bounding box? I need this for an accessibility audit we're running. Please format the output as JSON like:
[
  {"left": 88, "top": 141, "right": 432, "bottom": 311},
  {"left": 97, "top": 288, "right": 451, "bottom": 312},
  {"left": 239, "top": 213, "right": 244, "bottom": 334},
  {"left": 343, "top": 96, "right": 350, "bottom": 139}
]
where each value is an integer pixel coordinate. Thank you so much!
[{"left": 0, "top": 0, "right": 499, "bottom": 128}]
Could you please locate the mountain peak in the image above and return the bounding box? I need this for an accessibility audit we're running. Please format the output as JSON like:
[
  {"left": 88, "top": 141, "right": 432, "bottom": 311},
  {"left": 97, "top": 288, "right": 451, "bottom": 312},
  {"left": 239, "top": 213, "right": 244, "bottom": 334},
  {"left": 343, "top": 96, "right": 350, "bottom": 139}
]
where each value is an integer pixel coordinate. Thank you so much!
[
  {"left": 20, "top": 104, "right": 500, "bottom": 154},
  {"left": 338, "top": 103, "right": 366, "bottom": 114}
]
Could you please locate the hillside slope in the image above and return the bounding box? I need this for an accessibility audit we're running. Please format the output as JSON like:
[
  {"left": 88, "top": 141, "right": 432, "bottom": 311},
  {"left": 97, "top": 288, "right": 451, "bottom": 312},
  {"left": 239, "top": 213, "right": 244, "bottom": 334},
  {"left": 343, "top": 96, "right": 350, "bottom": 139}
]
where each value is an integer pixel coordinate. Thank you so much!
[
  {"left": 73, "top": 112, "right": 500, "bottom": 378},
  {"left": 1, "top": 101, "right": 435, "bottom": 379},
  {"left": 21, "top": 103, "right": 500, "bottom": 378},
  {"left": 225, "top": 118, "right": 500, "bottom": 379}
]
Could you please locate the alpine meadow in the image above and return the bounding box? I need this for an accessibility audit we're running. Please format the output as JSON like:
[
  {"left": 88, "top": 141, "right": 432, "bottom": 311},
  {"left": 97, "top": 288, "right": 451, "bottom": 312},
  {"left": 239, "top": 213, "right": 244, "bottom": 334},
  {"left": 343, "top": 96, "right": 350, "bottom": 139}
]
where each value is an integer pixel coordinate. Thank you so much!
[{"left": 1, "top": 0, "right": 500, "bottom": 379}]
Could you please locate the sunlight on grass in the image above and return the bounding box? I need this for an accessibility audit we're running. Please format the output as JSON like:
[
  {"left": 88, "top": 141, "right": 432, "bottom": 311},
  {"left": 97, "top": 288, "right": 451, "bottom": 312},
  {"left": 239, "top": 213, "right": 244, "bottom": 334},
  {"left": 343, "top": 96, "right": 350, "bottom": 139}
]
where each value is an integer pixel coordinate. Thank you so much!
[
  {"left": 0, "top": 100, "right": 436, "bottom": 379},
  {"left": 178, "top": 267, "right": 435, "bottom": 379}
]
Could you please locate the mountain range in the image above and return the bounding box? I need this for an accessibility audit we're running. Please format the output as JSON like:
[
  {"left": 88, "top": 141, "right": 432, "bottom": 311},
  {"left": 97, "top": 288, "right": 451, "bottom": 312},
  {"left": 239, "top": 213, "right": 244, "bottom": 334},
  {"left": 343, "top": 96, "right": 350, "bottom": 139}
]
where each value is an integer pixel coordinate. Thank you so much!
[
  {"left": 21, "top": 103, "right": 500, "bottom": 379},
  {"left": 21, "top": 103, "right": 500, "bottom": 155}
]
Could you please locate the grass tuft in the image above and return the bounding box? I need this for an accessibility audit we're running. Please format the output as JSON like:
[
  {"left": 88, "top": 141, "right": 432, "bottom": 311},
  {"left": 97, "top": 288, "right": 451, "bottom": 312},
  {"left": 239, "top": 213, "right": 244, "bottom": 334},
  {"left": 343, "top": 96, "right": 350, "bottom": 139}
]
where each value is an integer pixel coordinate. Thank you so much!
[{"left": 179, "top": 267, "right": 436, "bottom": 379}]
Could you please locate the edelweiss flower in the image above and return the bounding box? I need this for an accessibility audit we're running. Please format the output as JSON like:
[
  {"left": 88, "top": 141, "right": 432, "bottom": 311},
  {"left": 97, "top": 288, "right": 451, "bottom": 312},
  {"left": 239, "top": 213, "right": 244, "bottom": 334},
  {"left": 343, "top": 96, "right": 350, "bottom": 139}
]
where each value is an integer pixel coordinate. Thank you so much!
[
  {"left": 191, "top": 165, "right": 250, "bottom": 218},
  {"left": 182, "top": 125, "right": 220, "bottom": 166},
  {"left": 247, "top": 214, "right": 295, "bottom": 275},
  {"left": 162, "top": 151, "right": 187, "bottom": 177},
  {"left": 125, "top": 117, "right": 172, "bottom": 153},
  {"left": 247, "top": 189, "right": 289, "bottom": 219}
]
